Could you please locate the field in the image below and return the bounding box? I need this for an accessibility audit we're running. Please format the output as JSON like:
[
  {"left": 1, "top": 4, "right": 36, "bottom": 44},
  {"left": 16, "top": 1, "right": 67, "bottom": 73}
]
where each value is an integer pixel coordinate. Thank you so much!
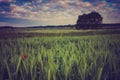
[{"left": 0, "top": 28, "right": 120, "bottom": 80}]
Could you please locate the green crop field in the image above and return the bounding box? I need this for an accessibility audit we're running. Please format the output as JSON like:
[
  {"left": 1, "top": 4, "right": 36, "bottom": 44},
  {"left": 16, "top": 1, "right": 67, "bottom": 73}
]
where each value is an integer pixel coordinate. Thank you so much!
[{"left": 0, "top": 29, "right": 120, "bottom": 80}]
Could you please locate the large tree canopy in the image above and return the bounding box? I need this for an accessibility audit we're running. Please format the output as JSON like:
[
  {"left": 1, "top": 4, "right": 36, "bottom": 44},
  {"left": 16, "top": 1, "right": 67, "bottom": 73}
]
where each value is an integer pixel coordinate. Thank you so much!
[{"left": 76, "top": 12, "right": 103, "bottom": 29}]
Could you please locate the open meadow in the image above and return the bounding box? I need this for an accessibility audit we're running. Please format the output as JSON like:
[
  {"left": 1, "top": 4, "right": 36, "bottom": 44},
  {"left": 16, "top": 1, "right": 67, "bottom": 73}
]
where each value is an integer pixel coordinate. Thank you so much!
[{"left": 0, "top": 28, "right": 120, "bottom": 80}]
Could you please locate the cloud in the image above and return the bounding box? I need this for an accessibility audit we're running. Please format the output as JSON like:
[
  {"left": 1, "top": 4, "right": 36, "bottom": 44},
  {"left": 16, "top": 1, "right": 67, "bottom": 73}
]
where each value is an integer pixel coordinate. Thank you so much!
[
  {"left": 0, "top": 0, "right": 120, "bottom": 26},
  {"left": 75, "top": 1, "right": 92, "bottom": 8},
  {"left": 0, "top": 0, "right": 13, "bottom": 2},
  {"left": 0, "top": 1, "right": 12, "bottom": 12},
  {"left": 106, "top": 0, "right": 120, "bottom": 3},
  {"left": 97, "top": 1, "right": 106, "bottom": 9}
]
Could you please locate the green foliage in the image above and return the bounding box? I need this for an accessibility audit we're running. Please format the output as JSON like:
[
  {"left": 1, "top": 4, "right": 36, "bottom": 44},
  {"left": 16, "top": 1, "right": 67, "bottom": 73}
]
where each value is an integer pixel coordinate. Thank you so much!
[{"left": 0, "top": 34, "right": 120, "bottom": 80}]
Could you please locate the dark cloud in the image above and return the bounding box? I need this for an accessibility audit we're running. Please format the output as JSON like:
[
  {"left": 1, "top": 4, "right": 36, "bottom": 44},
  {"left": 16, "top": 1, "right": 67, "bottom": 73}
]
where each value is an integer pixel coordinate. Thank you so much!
[
  {"left": 83, "top": 0, "right": 104, "bottom": 3},
  {"left": 0, "top": 0, "right": 13, "bottom": 3},
  {"left": 83, "top": 0, "right": 120, "bottom": 7},
  {"left": 0, "top": 2, "right": 11, "bottom": 12},
  {"left": 15, "top": 0, "right": 32, "bottom": 5},
  {"left": 16, "top": 0, "right": 32, "bottom": 3},
  {"left": 105, "top": 0, "right": 120, "bottom": 8},
  {"left": 105, "top": 0, "right": 120, "bottom": 3},
  {"left": 42, "top": 0, "right": 50, "bottom": 3},
  {"left": 83, "top": 0, "right": 120, "bottom": 3}
]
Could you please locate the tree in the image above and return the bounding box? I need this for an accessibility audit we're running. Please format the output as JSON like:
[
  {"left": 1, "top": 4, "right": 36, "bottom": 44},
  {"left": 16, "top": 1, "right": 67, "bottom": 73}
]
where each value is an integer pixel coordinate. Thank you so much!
[{"left": 76, "top": 12, "right": 103, "bottom": 29}]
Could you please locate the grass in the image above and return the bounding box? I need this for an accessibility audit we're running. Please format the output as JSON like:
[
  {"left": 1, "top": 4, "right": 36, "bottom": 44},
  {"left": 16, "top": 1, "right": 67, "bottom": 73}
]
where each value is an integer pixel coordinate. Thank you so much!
[
  {"left": 0, "top": 29, "right": 120, "bottom": 80},
  {"left": 0, "top": 28, "right": 120, "bottom": 38}
]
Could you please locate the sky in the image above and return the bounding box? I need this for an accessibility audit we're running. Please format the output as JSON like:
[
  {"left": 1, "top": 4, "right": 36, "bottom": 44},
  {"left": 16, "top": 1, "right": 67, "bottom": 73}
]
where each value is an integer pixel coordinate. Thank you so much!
[{"left": 0, "top": 0, "right": 120, "bottom": 27}]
